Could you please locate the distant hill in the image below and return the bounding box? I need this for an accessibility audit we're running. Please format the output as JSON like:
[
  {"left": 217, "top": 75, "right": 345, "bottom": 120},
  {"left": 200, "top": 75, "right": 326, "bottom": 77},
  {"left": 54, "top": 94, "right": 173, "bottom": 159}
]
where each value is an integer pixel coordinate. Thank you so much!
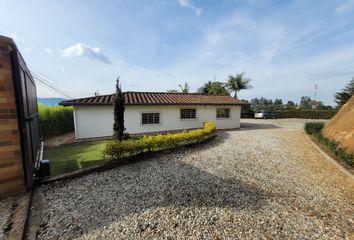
[{"left": 37, "top": 98, "right": 67, "bottom": 106}]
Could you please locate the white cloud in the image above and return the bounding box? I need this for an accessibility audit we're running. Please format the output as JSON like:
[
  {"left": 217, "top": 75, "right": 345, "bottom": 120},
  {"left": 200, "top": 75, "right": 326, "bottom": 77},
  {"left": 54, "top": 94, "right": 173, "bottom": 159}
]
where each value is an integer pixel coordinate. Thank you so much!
[
  {"left": 335, "top": 0, "right": 354, "bottom": 14},
  {"left": 61, "top": 43, "right": 111, "bottom": 64},
  {"left": 178, "top": 0, "right": 203, "bottom": 16},
  {"left": 44, "top": 48, "right": 53, "bottom": 54}
]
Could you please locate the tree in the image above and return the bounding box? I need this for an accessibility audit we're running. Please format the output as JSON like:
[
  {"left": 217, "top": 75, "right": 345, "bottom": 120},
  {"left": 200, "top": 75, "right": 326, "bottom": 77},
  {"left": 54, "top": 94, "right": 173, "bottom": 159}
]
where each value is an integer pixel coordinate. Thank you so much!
[
  {"left": 274, "top": 99, "right": 283, "bottom": 106},
  {"left": 197, "top": 81, "right": 230, "bottom": 96},
  {"left": 285, "top": 100, "right": 296, "bottom": 109},
  {"left": 250, "top": 97, "right": 274, "bottom": 111},
  {"left": 274, "top": 98, "right": 283, "bottom": 110},
  {"left": 227, "top": 72, "right": 253, "bottom": 98},
  {"left": 178, "top": 83, "right": 190, "bottom": 93},
  {"left": 113, "top": 77, "right": 125, "bottom": 141},
  {"left": 334, "top": 77, "right": 354, "bottom": 107},
  {"left": 299, "top": 96, "right": 312, "bottom": 109}
]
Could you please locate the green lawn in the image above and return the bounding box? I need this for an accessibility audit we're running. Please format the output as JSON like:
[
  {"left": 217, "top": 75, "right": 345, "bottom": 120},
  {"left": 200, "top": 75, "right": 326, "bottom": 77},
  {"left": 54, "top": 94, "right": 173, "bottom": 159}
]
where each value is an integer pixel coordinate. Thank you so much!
[{"left": 44, "top": 140, "right": 113, "bottom": 176}]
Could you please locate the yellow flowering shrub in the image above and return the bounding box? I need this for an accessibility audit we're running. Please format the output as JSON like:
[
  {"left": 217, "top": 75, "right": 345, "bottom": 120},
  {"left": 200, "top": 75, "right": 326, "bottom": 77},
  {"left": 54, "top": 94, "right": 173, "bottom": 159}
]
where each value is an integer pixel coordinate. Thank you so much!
[{"left": 103, "top": 122, "right": 216, "bottom": 160}]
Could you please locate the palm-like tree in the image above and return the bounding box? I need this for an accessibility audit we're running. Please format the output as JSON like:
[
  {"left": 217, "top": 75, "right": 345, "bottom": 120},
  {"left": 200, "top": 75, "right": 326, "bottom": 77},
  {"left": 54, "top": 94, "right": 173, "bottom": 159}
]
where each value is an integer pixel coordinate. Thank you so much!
[
  {"left": 227, "top": 72, "right": 253, "bottom": 98},
  {"left": 197, "top": 81, "right": 230, "bottom": 96},
  {"left": 197, "top": 81, "right": 213, "bottom": 94},
  {"left": 178, "top": 83, "right": 190, "bottom": 93}
]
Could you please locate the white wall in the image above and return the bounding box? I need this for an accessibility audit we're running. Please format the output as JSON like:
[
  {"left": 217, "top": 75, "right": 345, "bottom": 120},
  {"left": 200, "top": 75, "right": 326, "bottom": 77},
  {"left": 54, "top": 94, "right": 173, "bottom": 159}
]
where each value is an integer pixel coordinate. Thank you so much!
[{"left": 73, "top": 105, "right": 240, "bottom": 139}]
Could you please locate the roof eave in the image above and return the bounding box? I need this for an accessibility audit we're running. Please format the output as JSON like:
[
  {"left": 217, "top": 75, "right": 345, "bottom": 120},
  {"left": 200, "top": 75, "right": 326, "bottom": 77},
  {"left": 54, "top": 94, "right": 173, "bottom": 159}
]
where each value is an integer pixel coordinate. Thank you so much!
[{"left": 59, "top": 102, "right": 245, "bottom": 106}]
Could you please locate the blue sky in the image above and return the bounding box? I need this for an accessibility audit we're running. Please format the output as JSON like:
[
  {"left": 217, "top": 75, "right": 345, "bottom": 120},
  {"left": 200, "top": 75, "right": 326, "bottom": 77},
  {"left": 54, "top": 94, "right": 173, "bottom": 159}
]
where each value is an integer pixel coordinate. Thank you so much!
[{"left": 1, "top": 0, "right": 354, "bottom": 104}]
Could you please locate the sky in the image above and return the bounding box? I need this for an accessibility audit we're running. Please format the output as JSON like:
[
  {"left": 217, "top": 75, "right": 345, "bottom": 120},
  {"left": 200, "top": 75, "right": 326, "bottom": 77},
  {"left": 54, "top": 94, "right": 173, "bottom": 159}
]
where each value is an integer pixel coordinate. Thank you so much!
[{"left": 1, "top": 0, "right": 354, "bottom": 105}]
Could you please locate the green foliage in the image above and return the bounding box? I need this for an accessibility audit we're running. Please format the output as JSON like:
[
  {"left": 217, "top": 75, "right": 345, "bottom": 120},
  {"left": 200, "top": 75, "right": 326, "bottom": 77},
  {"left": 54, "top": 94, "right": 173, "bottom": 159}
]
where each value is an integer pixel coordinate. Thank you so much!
[
  {"left": 178, "top": 83, "right": 190, "bottom": 93},
  {"left": 226, "top": 72, "right": 253, "bottom": 98},
  {"left": 113, "top": 78, "right": 125, "bottom": 141},
  {"left": 299, "top": 96, "right": 312, "bottom": 109},
  {"left": 274, "top": 110, "right": 337, "bottom": 119},
  {"left": 197, "top": 81, "right": 230, "bottom": 96},
  {"left": 38, "top": 104, "right": 74, "bottom": 138},
  {"left": 334, "top": 77, "right": 354, "bottom": 107},
  {"left": 304, "top": 122, "right": 353, "bottom": 167},
  {"left": 250, "top": 97, "right": 275, "bottom": 111},
  {"left": 304, "top": 122, "right": 324, "bottom": 135},
  {"left": 104, "top": 122, "right": 216, "bottom": 160}
]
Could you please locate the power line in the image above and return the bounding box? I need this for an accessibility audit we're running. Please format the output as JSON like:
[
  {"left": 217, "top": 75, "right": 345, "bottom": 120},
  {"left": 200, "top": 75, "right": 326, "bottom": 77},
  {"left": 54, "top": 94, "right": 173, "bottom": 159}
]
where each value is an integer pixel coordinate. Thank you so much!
[
  {"left": 29, "top": 66, "right": 93, "bottom": 97},
  {"left": 36, "top": 82, "right": 66, "bottom": 98},
  {"left": 31, "top": 72, "right": 74, "bottom": 98},
  {"left": 32, "top": 74, "right": 74, "bottom": 99}
]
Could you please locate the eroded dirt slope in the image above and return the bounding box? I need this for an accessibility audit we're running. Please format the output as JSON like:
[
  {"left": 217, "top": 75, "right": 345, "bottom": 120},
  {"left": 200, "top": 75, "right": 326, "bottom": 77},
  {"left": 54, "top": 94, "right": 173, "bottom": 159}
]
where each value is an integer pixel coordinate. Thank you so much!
[{"left": 323, "top": 96, "right": 354, "bottom": 153}]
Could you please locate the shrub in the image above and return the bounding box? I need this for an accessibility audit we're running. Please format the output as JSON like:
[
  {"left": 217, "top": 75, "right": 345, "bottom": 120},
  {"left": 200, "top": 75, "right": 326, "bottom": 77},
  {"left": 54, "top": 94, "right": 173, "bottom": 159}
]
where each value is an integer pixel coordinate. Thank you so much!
[
  {"left": 304, "top": 122, "right": 353, "bottom": 167},
  {"left": 103, "top": 122, "right": 216, "bottom": 160},
  {"left": 304, "top": 122, "right": 325, "bottom": 135},
  {"left": 38, "top": 104, "right": 74, "bottom": 138},
  {"left": 274, "top": 110, "right": 337, "bottom": 119}
]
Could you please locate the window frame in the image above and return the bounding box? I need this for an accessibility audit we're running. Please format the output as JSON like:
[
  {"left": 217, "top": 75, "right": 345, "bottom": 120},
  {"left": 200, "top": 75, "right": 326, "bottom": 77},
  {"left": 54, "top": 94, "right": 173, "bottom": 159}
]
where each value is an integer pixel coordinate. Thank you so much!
[
  {"left": 216, "top": 108, "right": 231, "bottom": 119},
  {"left": 180, "top": 108, "right": 197, "bottom": 120},
  {"left": 141, "top": 112, "right": 161, "bottom": 125}
]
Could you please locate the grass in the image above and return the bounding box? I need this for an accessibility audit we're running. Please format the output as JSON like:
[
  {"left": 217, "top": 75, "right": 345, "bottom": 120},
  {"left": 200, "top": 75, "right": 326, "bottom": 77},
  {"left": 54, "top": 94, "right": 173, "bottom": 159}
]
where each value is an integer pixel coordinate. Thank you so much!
[{"left": 44, "top": 140, "right": 113, "bottom": 176}]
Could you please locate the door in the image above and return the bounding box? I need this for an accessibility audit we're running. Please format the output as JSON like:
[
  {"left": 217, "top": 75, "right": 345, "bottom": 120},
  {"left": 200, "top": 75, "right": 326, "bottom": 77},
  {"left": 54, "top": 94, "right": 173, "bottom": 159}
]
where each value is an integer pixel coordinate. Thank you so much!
[{"left": 12, "top": 50, "right": 40, "bottom": 188}]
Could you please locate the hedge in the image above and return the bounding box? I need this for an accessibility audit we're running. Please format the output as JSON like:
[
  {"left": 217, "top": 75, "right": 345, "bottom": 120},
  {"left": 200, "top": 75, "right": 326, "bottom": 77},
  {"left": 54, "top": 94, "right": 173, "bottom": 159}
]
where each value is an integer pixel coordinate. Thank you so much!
[
  {"left": 304, "top": 122, "right": 325, "bottom": 135},
  {"left": 103, "top": 122, "right": 216, "bottom": 160},
  {"left": 274, "top": 110, "right": 337, "bottom": 119},
  {"left": 38, "top": 104, "right": 74, "bottom": 138},
  {"left": 304, "top": 122, "right": 353, "bottom": 167}
]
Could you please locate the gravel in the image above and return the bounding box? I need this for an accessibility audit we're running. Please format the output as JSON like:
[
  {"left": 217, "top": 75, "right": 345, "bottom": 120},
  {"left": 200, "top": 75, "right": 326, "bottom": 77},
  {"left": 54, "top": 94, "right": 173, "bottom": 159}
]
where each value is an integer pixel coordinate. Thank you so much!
[
  {"left": 37, "top": 119, "right": 354, "bottom": 239},
  {"left": 0, "top": 198, "right": 13, "bottom": 240}
]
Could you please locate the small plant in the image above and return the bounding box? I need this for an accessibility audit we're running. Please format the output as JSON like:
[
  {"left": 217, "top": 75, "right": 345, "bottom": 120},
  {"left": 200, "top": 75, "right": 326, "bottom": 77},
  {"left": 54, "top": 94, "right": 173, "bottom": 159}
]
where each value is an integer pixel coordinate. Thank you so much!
[
  {"left": 104, "top": 122, "right": 216, "bottom": 160},
  {"left": 304, "top": 122, "right": 325, "bottom": 135}
]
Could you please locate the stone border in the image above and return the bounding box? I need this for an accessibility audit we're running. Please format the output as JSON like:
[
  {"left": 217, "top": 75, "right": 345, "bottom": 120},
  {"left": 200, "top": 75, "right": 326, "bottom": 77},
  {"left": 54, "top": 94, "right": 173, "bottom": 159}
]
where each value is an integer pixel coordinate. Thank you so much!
[{"left": 40, "top": 134, "right": 217, "bottom": 185}]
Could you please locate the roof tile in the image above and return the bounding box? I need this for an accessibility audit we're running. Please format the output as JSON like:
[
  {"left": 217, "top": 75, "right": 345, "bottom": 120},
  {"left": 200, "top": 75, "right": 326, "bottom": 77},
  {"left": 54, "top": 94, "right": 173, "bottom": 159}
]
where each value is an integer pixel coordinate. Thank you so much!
[{"left": 60, "top": 92, "right": 245, "bottom": 106}]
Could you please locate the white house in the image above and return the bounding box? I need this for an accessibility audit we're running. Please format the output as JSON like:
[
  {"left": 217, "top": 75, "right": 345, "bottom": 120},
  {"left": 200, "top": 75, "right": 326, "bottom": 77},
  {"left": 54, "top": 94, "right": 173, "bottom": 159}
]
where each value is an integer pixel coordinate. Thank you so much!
[{"left": 60, "top": 92, "right": 245, "bottom": 140}]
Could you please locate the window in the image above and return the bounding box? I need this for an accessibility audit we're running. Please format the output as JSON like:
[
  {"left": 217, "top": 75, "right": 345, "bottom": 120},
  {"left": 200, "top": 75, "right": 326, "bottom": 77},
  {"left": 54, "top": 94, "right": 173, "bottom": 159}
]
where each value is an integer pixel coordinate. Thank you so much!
[
  {"left": 180, "top": 109, "right": 196, "bottom": 119},
  {"left": 141, "top": 113, "right": 160, "bottom": 125},
  {"left": 216, "top": 108, "right": 230, "bottom": 118}
]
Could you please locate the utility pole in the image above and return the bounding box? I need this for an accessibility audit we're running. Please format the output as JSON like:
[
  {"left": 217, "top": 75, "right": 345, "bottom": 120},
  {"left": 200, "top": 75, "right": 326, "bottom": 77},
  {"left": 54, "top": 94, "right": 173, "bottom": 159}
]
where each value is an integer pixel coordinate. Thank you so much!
[{"left": 314, "top": 84, "right": 318, "bottom": 101}]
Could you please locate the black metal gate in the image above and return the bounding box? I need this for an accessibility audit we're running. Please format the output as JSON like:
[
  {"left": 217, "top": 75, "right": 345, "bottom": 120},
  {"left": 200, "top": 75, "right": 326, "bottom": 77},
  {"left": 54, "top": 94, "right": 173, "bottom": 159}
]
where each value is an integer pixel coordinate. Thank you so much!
[{"left": 11, "top": 49, "right": 40, "bottom": 188}]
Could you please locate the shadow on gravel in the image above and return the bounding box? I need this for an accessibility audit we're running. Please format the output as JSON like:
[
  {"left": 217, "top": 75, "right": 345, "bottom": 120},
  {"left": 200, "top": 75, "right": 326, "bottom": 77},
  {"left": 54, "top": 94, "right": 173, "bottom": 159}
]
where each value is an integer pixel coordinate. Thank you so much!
[
  {"left": 240, "top": 122, "right": 281, "bottom": 131},
  {"left": 39, "top": 157, "right": 274, "bottom": 238}
]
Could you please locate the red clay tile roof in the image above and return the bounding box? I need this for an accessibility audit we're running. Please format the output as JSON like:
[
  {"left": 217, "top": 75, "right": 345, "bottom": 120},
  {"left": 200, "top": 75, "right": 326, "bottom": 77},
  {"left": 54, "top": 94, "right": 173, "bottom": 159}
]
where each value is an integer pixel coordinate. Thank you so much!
[{"left": 60, "top": 92, "right": 245, "bottom": 106}]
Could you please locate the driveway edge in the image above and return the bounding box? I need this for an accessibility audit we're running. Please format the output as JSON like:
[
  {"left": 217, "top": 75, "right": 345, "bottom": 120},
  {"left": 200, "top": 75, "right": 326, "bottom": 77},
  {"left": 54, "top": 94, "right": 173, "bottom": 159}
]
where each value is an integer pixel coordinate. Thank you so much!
[{"left": 304, "top": 133, "right": 354, "bottom": 181}]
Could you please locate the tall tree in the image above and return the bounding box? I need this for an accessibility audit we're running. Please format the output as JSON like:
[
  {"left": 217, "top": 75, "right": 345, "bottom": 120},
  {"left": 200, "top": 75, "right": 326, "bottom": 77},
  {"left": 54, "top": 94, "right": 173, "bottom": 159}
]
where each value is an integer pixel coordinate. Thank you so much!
[
  {"left": 197, "top": 81, "right": 230, "bottom": 96},
  {"left": 113, "top": 77, "right": 125, "bottom": 141},
  {"left": 285, "top": 100, "right": 296, "bottom": 109},
  {"left": 273, "top": 98, "right": 283, "bottom": 110},
  {"left": 227, "top": 72, "right": 253, "bottom": 98},
  {"left": 178, "top": 83, "right": 190, "bottom": 93},
  {"left": 334, "top": 77, "right": 354, "bottom": 107},
  {"left": 299, "top": 96, "right": 312, "bottom": 109}
]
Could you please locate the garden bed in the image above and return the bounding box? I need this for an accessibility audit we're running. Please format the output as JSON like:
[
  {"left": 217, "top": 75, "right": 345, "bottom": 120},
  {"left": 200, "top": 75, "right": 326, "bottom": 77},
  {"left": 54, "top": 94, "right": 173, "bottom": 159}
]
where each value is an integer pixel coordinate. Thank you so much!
[{"left": 44, "top": 122, "right": 216, "bottom": 178}]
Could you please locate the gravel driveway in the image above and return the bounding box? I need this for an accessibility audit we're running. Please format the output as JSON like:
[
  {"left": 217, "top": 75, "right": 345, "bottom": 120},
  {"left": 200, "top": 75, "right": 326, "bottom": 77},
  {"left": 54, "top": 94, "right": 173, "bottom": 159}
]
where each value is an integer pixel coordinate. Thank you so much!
[{"left": 37, "top": 119, "right": 354, "bottom": 239}]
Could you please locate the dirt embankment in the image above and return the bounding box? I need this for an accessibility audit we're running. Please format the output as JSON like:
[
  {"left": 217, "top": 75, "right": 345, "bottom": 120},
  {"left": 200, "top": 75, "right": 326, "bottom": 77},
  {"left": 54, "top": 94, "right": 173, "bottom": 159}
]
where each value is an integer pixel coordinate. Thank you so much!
[{"left": 323, "top": 96, "right": 354, "bottom": 153}]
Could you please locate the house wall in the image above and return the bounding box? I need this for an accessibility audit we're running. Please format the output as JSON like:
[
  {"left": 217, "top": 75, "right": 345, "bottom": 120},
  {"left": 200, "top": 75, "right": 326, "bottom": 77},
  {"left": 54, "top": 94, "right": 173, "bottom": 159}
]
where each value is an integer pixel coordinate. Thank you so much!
[
  {"left": 74, "top": 105, "right": 240, "bottom": 139},
  {"left": 0, "top": 38, "right": 26, "bottom": 198}
]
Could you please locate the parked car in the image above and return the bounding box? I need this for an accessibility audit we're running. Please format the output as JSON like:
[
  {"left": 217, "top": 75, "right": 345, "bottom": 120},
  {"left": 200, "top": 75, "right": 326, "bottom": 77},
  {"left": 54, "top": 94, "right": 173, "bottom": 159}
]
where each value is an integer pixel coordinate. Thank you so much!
[{"left": 254, "top": 110, "right": 276, "bottom": 119}]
